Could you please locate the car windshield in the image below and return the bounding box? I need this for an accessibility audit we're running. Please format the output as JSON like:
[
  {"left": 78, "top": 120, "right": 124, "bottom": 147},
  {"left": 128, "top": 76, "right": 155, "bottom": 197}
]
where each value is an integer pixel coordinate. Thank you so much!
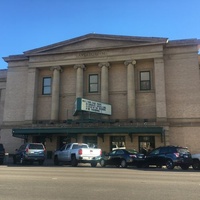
[
  {"left": 72, "top": 144, "right": 88, "bottom": 149},
  {"left": 177, "top": 148, "right": 190, "bottom": 154},
  {"left": 29, "top": 144, "right": 44, "bottom": 149}
]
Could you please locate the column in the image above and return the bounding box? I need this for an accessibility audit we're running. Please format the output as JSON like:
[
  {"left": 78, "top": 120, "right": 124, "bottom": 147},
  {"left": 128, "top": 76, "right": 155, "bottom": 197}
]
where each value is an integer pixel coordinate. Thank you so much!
[
  {"left": 124, "top": 60, "right": 136, "bottom": 119},
  {"left": 98, "top": 62, "right": 110, "bottom": 103},
  {"left": 74, "top": 64, "right": 85, "bottom": 98},
  {"left": 50, "top": 66, "right": 62, "bottom": 121},
  {"left": 154, "top": 58, "right": 167, "bottom": 121},
  {"left": 25, "top": 68, "right": 39, "bottom": 123}
]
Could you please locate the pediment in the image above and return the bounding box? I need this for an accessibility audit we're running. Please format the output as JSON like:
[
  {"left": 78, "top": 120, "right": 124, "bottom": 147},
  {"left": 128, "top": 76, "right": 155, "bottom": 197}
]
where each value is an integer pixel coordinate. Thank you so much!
[{"left": 24, "top": 33, "right": 168, "bottom": 55}]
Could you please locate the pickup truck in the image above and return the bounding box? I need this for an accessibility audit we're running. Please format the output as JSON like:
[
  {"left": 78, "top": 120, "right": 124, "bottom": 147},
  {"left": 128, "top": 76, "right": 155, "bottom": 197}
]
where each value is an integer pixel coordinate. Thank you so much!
[
  {"left": 54, "top": 143, "right": 102, "bottom": 167},
  {"left": 192, "top": 153, "right": 200, "bottom": 170}
]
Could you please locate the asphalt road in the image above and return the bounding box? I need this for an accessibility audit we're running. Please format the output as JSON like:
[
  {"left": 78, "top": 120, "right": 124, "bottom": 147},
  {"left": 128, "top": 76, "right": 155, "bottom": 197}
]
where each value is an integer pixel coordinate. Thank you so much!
[{"left": 0, "top": 163, "right": 200, "bottom": 200}]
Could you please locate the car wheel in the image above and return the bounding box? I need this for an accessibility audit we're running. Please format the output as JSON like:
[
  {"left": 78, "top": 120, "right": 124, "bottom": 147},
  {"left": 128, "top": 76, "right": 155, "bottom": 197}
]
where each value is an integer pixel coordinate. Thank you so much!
[
  {"left": 100, "top": 159, "right": 106, "bottom": 167},
  {"left": 54, "top": 156, "right": 60, "bottom": 166},
  {"left": 0, "top": 160, "right": 3, "bottom": 165},
  {"left": 180, "top": 164, "right": 190, "bottom": 170},
  {"left": 71, "top": 155, "right": 78, "bottom": 167},
  {"left": 120, "top": 159, "right": 127, "bottom": 168},
  {"left": 192, "top": 160, "right": 200, "bottom": 170},
  {"left": 166, "top": 159, "right": 174, "bottom": 170},
  {"left": 91, "top": 161, "right": 97, "bottom": 167}
]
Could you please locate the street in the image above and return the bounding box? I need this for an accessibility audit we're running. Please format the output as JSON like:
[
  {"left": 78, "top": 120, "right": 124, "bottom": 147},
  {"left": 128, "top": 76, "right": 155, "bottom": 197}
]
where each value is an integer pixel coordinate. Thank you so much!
[{"left": 0, "top": 163, "right": 200, "bottom": 200}]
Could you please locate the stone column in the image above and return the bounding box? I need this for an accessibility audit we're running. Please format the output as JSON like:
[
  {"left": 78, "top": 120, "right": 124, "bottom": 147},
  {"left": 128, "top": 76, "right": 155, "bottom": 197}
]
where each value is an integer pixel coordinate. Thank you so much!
[
  {"left": 154, "top": 58, "right": 167, "bottom": 121},
  {"left": 124, "top": 60, "right": 136, "bottom": 119},
  {"left": 98, "top": 62, "right": 110, "bottom": 103},
  {"left": 74, "top": 64, "right": 85, "bottom": 98},
  {"left": 25, "top": 68, "right": 39, "bottom": 123},
  {"left": 50, "top": 66, "right": 62, "bottom": 121}
]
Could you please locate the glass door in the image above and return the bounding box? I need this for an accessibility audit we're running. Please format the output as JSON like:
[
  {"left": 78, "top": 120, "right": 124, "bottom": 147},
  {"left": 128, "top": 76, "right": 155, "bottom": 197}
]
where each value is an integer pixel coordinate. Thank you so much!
[{"left": 139, "top": 136, "right": 155, "bottom": 155}]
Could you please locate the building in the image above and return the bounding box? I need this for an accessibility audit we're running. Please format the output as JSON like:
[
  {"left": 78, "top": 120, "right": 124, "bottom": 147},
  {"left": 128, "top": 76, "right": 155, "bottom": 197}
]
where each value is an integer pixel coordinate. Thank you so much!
[
  {"left": 1, "top": 33, "right": 200, "bottom": 156},
  {"left": 0, "top": 69, "right": 24, "bottom": 152}
]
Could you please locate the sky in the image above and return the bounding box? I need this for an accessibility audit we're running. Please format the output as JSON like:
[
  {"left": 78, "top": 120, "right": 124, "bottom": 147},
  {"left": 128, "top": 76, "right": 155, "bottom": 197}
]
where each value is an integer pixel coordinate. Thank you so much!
[{"left": 0, "top": 0, "right": 200, "bottom": 69}]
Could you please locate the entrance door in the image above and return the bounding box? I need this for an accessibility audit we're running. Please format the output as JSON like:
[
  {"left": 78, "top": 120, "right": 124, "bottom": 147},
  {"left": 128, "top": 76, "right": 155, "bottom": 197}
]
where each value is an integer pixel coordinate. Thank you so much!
[
  {"left": 139, "top": 136, "right": 155, "bottom": 155},
  {"left": 110, "top": 136, "right": 126, "bottom": 151}
]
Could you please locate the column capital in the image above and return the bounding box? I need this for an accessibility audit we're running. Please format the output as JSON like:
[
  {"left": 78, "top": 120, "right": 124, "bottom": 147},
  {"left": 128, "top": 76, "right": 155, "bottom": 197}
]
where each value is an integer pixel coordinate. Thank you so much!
[
  {"left": 124, "top": 60, "right": 136, "bottom": 66},
  {"left": 98, "top": 62, "right": 110, "bottom": 68},
  {"left": 50, "top": 66, "right": 62, "bottom": 72},
  {"left": 74, "top": 64, "right": 85, "bottom": 70}
]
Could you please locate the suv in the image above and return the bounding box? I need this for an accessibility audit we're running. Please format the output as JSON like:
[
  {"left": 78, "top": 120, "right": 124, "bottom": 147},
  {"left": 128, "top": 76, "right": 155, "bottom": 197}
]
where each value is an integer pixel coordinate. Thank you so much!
[
  {"left": 13, "top": 143, "right": 45, "bottom": 165},
  {"left": 0, "top": 143, "right": 5, "bottom": 165},
  {"left": 144, "top": 146, "right": 193, "bottom": 170}
]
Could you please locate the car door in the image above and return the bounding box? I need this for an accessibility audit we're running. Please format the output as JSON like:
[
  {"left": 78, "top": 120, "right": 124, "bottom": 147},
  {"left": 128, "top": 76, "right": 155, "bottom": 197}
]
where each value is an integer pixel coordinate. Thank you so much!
[
  {"left": 107, "top": 150, "right": 117, "bottom": 165},
  {"left": 114, "top": 150, "right": 124, "bottom": 165},
  {"left": 158, "top": 147, "right": 169, "bottom": 165},
  {"left": 146, "top": 148, "right": 160, "bottom": 165},
  {"left": 58, "top": 144, "right": 67, "bottom": 161},
  {"left": 65, "top": 144, "right": 72, "bottom": 161}
]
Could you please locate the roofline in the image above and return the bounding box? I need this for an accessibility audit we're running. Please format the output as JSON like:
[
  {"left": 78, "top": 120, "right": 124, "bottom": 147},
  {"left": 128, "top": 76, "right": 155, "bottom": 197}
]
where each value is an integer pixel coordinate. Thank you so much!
[
  {"left": 24, "top": 33, "right": 168, "bottom": 55},
  {"left": 166, "top": 38, "right": 199, "bottom": 47},
  {"left": 23, "top": 40, "right": 167, "bottom": 57}
]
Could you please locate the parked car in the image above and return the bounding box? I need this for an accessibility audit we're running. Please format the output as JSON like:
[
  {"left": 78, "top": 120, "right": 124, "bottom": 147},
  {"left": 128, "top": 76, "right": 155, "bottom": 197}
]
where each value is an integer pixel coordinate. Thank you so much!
[
  {"left": 144, "top": 146, "right": 193, "bottom": 170},
  {"left": 13, "top": 143, "right": 45, "bottom": 165},
  {"left": 54, "top": 143, "right": 102, "bottom": 167},
  {"left": 100, "top": 149, "right": 145, "bottom": 168},
  {"left": 192, "top": 153, "right": 200, "bottom": 170},
  {"left": 0, "top": 143, "right": 5, "bottom": 165}
]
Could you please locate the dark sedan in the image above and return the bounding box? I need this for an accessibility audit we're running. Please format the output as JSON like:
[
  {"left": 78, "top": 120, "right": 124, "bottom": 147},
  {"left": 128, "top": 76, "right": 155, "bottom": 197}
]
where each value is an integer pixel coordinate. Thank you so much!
[{"left": 100, "top": 149, "right": 145, "bottom": 168}]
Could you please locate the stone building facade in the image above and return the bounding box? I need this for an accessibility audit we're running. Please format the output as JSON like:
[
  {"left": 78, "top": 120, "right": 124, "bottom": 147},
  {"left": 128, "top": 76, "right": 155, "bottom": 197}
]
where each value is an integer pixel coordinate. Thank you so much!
[
  {"left": 1, "top": 33, "right": 200, "bottom": 156},
  {"left": 0, "top": 69, "right": 24, "bottom": 153}
]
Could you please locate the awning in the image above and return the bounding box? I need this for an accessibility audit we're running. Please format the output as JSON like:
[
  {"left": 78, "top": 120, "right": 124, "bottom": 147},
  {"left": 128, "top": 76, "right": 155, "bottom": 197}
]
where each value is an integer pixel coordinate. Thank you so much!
[{"left": 13, "top": 126, "right": 163, "bottom": 136}]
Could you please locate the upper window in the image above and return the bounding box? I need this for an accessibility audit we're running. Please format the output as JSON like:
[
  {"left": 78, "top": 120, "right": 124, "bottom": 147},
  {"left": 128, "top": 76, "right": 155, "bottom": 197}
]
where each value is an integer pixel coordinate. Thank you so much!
[
  {"left": 42, "top": 77, "right": 52, "bottom": 95},
  {"left": 140, "top": 71, "right": 151, "bottom": 90},
  {"left": 89, "top": 74, "right": 98, "bottom": 93}
]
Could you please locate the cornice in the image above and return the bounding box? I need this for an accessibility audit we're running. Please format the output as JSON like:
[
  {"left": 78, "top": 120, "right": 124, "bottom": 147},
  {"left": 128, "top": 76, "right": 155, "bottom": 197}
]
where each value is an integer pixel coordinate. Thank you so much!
[{"left": 3, "top": 54, "right": 28, "bottom": 62}]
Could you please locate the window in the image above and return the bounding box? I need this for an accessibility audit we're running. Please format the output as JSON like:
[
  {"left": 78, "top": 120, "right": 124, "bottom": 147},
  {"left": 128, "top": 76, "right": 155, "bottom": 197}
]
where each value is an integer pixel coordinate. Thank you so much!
[
  {"left": 110, "top": 136, "right": 126, "bottom": 151},
  {"left": 140, "top": 71, "right": 151, "bottom": 90},
  {"left": 89, "top": 74, "right": 98, "bottom": 93},
  {"left": 42, "top": 77, "right": 51, "bottom": 95}
]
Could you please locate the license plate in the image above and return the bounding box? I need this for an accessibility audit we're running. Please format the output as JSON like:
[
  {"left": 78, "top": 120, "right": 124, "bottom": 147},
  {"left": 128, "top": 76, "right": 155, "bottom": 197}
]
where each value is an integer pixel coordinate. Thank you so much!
[{"left": 83, "top": 157, "right": 91, "bottom": 160}]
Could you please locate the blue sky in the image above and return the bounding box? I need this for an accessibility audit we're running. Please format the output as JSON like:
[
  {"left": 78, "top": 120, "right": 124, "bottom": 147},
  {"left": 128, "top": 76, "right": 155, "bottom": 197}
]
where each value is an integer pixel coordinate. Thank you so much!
[{"left": 1, "top": 0, "right": 200, "bottom": 69}]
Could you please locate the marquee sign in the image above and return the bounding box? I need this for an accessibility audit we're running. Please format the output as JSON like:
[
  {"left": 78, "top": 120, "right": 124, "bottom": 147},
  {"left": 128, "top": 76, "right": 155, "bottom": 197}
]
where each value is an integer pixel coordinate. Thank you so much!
[{"left": 74, "top": 98, "right": 112, "bottom": 116}]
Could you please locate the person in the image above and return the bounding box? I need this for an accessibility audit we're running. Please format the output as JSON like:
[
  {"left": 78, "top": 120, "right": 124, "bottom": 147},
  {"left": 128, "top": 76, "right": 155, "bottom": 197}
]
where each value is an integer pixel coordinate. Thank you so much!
[{"left": 141, "top": 147, "right": 148, "bottom": 155}]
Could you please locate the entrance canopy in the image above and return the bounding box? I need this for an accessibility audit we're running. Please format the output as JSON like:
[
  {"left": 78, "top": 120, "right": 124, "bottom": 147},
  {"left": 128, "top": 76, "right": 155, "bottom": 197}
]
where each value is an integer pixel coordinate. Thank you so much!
[{"left": 13, "top": 126, "right": 163, "bottom": 137}]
